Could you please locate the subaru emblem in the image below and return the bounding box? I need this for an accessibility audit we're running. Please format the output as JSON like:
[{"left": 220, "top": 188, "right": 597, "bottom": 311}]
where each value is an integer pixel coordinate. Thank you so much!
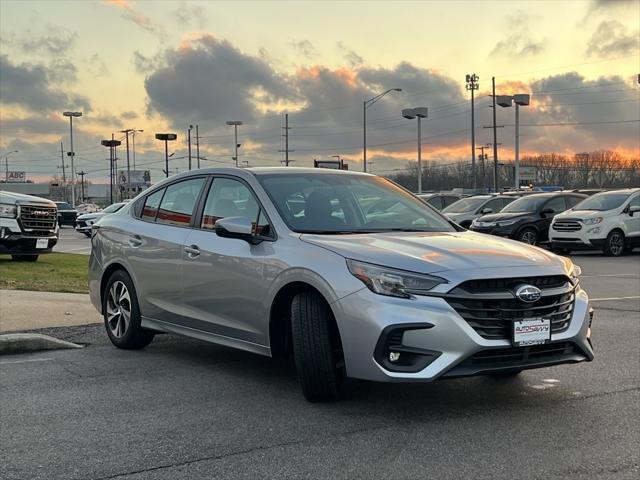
[{"left": 515, "top": 284, "right": 542, "bottom": 303}]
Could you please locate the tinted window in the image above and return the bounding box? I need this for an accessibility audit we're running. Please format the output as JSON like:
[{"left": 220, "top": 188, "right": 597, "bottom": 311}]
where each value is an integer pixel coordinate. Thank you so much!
[
  {"left": 482, "top": 198, "right": 503, "bottom": 213},
  {"left": 156, "top": 178, "right": 205, "bottom": 227},
  {"left": 442, "top": 197, "right": 487, "bottom": 214},
  {"left": 427, "top": 197, "right": 443, "bottom": 210},
  {"left": 629, "top": 195, "right": 640, "bottom": 208},
  {"left": 141, "top": 188, "right": 164, "bottom": 221},
  {"left": 56, "top": 202, "right": 72, "bottom": 210},
  {"left": 502, "top": 195, "right": 549, "bottom": 213},
  {"left": 566, "top": 196, "right": 584, "bottom": 208},
  {"left": 544, "top": 196, "right": 567, "bottom": 214},
  {"left": 501, "top": 197, "right": 516, "bottom": 208},
  {"left": 201, "top": 178, "right": 261, "bottom": 230},
  {"left": 259, "top": 173, "right": 454, "bottom": 233},
  {"left": 442, "top": 196, "right": 460, "bottom": 208}
]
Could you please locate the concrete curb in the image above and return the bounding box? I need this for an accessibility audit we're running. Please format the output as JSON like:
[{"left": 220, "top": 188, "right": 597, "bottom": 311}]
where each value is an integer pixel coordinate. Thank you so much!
[{"left": 0, "top": 333, "right": 84, "bottom": 355}]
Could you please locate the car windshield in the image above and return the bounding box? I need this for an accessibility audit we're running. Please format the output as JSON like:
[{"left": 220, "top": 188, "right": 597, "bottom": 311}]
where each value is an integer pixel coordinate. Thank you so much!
[
  {"left": 56, "top": 202, "right": 72, "bottom": 209},
  {"left": 258, "top": 173, "right": 455, "bottom": 233},
  {"left": 501, "top": 195, "right": 549, "bottom": 213},
  {"left": 442, "top": 197, "right": 488, "bottom": 214},
  {"left": 573, "top": 192, "right": 630, "bottom": 211},
  {"left": 102, "top": 203, "right": 126, "bottom": 213}
]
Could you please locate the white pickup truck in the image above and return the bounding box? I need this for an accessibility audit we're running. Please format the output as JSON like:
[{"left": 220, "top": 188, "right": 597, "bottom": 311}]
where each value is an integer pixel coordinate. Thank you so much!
[{"left": 0, "top": 191, "right": 59, "bottom": 261}]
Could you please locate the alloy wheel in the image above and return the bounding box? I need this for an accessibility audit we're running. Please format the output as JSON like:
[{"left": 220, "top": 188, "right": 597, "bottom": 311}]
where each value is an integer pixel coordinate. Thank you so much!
[
  {"left": 609, "top": 232, "right": 624, "bottom": 256},
  {"left": 521, "top": 230, "right": 537, "bottom": 245},
  {"left": 106, "top": 281, "right": 131, "bottom": 338}
]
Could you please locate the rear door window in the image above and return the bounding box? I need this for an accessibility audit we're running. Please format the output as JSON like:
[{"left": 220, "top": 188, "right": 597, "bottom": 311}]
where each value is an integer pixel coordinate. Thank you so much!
[
  {"left": 141, "top": 188, "right": 164, "bottom": 221},
  {"left": 155, "top": 178, "right": 205, "bottom": 227}
]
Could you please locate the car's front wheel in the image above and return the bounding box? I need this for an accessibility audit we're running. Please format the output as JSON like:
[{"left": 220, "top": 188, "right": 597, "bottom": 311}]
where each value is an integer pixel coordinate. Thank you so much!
[
  {"left": 291, "top": 291, "right": 344, "bottom": 402},
  {"left": 518, "top": 227, "right": 538, "bottom": 245},
  {"left": 103, "top": 270, "right": 155, "bottom": 349},
  {"left": 604, "top": 230, "right": 625, "bottom": 257}
]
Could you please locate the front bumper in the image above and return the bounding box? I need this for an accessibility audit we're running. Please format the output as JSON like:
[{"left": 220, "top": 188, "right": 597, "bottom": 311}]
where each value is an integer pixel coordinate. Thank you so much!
[
  {"left": 469, "top": 225, "right": 517, "bottom": 238},
  {"left": 0, "top": 218, "right": 58, "bottom": 254},
  {"left": 334, "top": 283, "right": 593, "bottom": 382},
  {"left": 549, "top": 228, "right": 607, "bottom": 250}
]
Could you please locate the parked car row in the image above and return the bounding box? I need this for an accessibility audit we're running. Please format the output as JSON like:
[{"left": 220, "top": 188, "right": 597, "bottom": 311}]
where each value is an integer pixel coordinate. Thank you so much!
[
  {"left": 439, "top": 188, "right": 640, "bottom": 256},
  {"left": 75, "top": 201, "right": 129, "bottom": 237}
]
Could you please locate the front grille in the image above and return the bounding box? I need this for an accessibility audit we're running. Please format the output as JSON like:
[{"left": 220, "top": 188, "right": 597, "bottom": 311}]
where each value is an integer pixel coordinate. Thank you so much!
[
  {"left": 468, "top": 342, "right": 578, "bottom": 367},
  {"left": 553, "top": 219, "right": 582, "bottom": 232},
  {"left": 445, "top": 276, "right": 575, "bottom": 340},
  {"left": 18, "top": 206, "right": 58, "bottom": 231}
]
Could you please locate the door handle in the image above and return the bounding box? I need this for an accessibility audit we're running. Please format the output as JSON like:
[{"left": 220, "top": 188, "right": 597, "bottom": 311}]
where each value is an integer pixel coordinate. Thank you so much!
[
  {"left": 128, "top": 235, "right": 143, "bottom": 248},
  {"left": 184, "top": 245, "right": 200, "bottom": 258}
]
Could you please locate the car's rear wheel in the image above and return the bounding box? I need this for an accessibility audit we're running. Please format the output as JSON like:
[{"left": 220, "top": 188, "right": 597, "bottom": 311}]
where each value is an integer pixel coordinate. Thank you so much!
[
  {"left": 604, "top": 230, "right": 625, "bottom": 257},
  {"left": 291, "top": 291, "right": 344, "bottom": 402},
  {"left": 11, "top": 255, "right": 38, "bottom": 262},
  {"left": 103, "top": 270, "right": 155, "bottom": 349},
  {"left": 518, "top": 228, "right": 538, "bottom": 245}
]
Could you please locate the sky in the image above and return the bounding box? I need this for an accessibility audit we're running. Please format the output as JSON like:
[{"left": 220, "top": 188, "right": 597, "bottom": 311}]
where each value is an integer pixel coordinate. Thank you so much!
[{"left": 0, "top": 0, "right": 639, "bottom": 184}]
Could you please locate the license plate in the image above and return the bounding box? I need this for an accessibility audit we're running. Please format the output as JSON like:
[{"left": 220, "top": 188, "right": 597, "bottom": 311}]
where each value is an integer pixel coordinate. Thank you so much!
[
  {"left": 35, "top": 238, "right": 49, "bottom": 249},
  {"left": 512, "top": 318, "right": 551, "bottom": 347}
]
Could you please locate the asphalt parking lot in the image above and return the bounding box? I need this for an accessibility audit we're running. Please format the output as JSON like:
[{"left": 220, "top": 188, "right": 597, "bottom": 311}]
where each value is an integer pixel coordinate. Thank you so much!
[
  {"left": 1, "top": 251, "right": 638, "bottom": 479},
  {"left": 54, "top": 226, "right": 92, "bottom": 255}
]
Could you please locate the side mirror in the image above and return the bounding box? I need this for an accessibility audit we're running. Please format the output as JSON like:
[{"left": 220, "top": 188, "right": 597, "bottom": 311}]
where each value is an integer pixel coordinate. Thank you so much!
[
  {"left": 480, "top": 207, "right": 493, "bottom": 214},
  {"left": 629, "top": 206, "right": 640, "bottom": 217},
  {"left": 540, "top": 208, "right": 555, "bottom": 217},
  {"left": 214, "top": 216, "right": 257, "bottom": 243}
]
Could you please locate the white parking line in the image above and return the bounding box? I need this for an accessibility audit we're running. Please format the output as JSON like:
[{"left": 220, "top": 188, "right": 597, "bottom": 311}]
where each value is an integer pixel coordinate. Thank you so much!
[
  {"left": 0, "top": 357, "right": 54, "bottom": 365},
  {"left": 590, "top": 296, "right": 640, "bottom": 301}
]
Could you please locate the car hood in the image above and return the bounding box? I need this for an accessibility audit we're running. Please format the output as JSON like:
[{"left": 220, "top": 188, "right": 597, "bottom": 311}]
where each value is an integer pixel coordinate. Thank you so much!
[
  {"left": 77, "top": 212, "right": 106, "bottom": 221},
  {"left": 0, "top": 190, "right": 56, "bottom": 207},
  {"left": 555, "top": 209, "right": 608, "bottom": 220},
  {"left": 475, "top": 212, "right": 531, "bottom": 222},
  {"left": 300, "top": 231, "right": 562, "bottom": 274}
]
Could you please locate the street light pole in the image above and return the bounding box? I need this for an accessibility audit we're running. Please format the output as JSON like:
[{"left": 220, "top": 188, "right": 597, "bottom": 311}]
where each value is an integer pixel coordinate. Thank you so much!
[
  {"left": 195, "top": 124, "right": 200, "bottom": 169},
  {"left": 3, "top": 150, "right": 18, "bottom": 183},
  {"left": 497, "top": 94, "right": 530, "bottom": 191},
  {"left": 363, "top": 88, "right": 402, "bottom": 172},
  {"left": 63, "top": 111, "right": 82, "bottom": 208},
  {"left": 465, "top": 74, "right": 479, "bottom": 190},
  {"left": 188, "top": 125, "right": 193, "bottom": 170},
  {"left": 101, "top": 139, "right": 121, "bottom": 204},
  {"left": 226, "top": 121, "right": 243, "bottom": 167},
  {"left": 402, "top": 108, "right": 428, "bottom": 194},
  {"left": 155, "top": 133, "right": 177, "bottom": 178}
]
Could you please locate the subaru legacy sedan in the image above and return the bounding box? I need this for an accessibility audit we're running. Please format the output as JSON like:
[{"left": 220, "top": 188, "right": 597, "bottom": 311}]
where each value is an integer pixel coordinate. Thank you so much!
[{"left": 89, "top": 168, "right": 593, "bottom": 402}]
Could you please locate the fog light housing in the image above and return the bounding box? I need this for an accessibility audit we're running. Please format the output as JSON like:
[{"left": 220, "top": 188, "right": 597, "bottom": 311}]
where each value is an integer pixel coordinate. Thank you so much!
[
  {"left": 587, "top": 227, "right": 601, "bottom": 234},
  {"left": 374, "top": 323, "right": 442, "bottom": 373}
]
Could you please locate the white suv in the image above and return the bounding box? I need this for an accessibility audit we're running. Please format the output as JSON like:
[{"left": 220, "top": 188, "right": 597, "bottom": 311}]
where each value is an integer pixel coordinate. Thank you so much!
[{"left": 550, "top": 188, "right": 640, "bottom": 256}]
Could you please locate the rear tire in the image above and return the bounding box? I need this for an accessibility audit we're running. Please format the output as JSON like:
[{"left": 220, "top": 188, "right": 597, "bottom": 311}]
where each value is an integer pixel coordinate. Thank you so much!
[
  {"left": 603, "top": 230, "right": 625, "bottom": 257},
  {"left": 11, "top": 255, "right": 38, "bottom": 262},
  {"left": 103, "top": 270, "right": 155, "bottom": 349},
  {"left": 518, "top": 227, "right": 538, "bottom": 245},
  {"left": 291, "top": 291, "right": 344, "bottom": 402}
]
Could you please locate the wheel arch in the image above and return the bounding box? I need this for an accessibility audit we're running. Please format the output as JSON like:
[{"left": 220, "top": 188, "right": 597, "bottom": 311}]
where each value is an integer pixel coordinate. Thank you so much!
[
  {"left": 100, "top": 262, "right": 132, "bottom": 313},
  {"left": 268, "top": 280, "right": 341, "bottom": 359}
]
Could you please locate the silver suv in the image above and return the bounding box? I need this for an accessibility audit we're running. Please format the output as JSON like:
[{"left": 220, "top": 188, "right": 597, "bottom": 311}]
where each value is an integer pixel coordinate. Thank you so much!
[{"left": 88, "top": 168, "right": 594, "bottom": 402}]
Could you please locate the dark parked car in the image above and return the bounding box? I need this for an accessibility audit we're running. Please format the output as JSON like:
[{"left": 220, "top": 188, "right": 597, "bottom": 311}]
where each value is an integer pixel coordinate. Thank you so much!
[
  {"left": 54, "top": 201, "right": 78, "bottom": 226},
  {"left": 469, "top": 192, "right": 586, "bottom": 245},
  {"left": 417, "top": 192, "right": 469, "bottom": 210}
]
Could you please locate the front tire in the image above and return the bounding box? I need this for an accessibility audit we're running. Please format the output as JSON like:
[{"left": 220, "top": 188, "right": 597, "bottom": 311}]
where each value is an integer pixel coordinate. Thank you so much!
[
  {"left": 603, "top": 230, "right": 625, "bottom": 257},
  {"left": 291, "top": 291, "right": 344, "bottom": 402},
  {"left": 518, "top": 227, "right": 538, "bottom": 245},
  {"left": 103, "top": 270, "right": 155, "bottom": 349},
  {"left": 11, "top": 255, "right": 38, "bottom": 262}
]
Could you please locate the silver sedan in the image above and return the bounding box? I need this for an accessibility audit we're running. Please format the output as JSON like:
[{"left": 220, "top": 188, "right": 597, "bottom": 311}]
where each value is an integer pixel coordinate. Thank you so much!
[{"left": 88, "top": 167, "right": 594, "bottom": 402}]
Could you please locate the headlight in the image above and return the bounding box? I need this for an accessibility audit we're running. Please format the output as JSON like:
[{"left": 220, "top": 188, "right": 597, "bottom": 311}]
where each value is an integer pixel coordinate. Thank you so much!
[
  {"left": 0, "top": 203, "right": 17, "bottom": 218},
  {"left": 497, "top": 219, "right": 517, "bottom": 226},
  {"left": 569, "top": 263, "right": 582, "bottom": 284},
  {"left": 582, "top": 217, "right": 603, "bottom": 225},
  {"left": 347, "top": 259, "right": 445, "bottom": 298}
]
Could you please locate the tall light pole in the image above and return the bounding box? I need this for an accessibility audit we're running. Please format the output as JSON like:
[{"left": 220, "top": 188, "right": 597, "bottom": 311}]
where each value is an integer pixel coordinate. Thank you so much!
[
  {"left": 363, "top": 88, "right": 402, "bottom": 173},
  {"left": 155, "top": 133, "right": 177, "bottom": 178},
  {"left": 101, "top": 139, "right": 121, "bottom": 204},
  {"left": 3, "top": 150, "right": 18, "bottom": 183},
  {"left": 131, "top": 129, "right": 143, "bottom": 169},
  {"left": 120, "top": 129, "right": 143, "bottom": 198},
  {"left": 402, "top": 108, "right": 428, "bottom": 194},
  {"left": 497, "top": 94, "right": 530, "bottom": 191},
  {"left": 465, "top": 74, "right": 479, "bottom": 190},
  {"left": 195, "top": 124, "right": 200, "bottom": 169},
  {"left": 187, "top": 125, "right": 193, "bottom": 170},
  {"left": 63, "top": 111, "right": 82, "bottom": 208},
  {"left": 225, "top": 121, "right": 242, "bottom": 167}
]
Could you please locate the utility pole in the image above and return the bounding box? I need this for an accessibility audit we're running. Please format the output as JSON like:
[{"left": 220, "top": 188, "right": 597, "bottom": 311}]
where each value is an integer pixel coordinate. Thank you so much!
[
  {"left": 188, "top": 125, "right": 193, "bottom": 170},
  {"left": 465, "top": 74, "right": 479, "bottom": 190},
  {"left": 195, "top": 124, "right": 200, "bottom": 169},
  {"left": 225, "top": 121, "right": 242, "bottom": 167},
  {"left": 101, "top": 137, "right": 121, "bottom": 205},
  {"left": 279, "top": 113, "right": 294, "bottom": 166},
  {"left": 123, "top": 130, "right": 131, "bottom": 199},
  {"left": 62, "top": 111, "right": 82, "bottom": 208},
  {"left": 77, "top": 171, "right": 86, "bottom": 202},
  {"left": 491, "top": 77, "right": 499, "bottom": 192}
]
